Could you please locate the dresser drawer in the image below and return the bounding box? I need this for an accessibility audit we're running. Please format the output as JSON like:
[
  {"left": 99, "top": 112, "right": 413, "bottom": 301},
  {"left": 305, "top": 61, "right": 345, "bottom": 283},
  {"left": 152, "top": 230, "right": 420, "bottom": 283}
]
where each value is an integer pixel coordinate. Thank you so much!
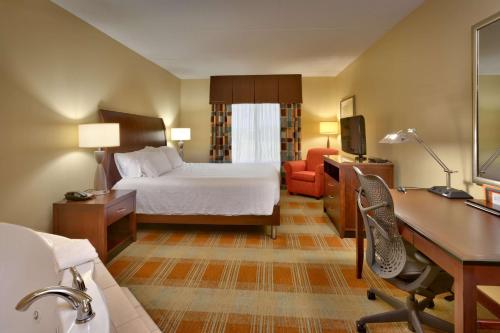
[
  {"left": 324, "top": 174, "right": 340, "bottom": 223},
  {"left": 106, "top": 197, "right": 134, "bottom": 225},
  {"left": 325, "top": 180, "right": 338, "bottom": 196},
  {"left": 325, "top": 174, "right": 339, "bottom": 198}
]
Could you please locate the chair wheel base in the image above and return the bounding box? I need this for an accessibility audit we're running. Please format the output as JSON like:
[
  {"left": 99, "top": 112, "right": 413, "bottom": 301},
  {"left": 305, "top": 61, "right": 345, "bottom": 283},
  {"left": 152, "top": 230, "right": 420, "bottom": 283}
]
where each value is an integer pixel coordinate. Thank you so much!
[
  {"left": 367, "top": 290, "right": 376, "bottom": 300},
  {"left": 356, "top": 321, "right": 367, "bottom": 333}
]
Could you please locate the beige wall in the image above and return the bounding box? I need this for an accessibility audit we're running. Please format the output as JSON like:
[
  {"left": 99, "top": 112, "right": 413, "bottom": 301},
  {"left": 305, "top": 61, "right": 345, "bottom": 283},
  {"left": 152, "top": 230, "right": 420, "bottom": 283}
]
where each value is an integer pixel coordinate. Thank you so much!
[
  {"left": 0, "top": 1, "right": 180, "bottom": 232},
  {"left": 301, "top": 77, "right": 338, "bottom": 155},
  {"left": 332, "top": 0, "right": 500, "bottom": 198},
  {"left": 180, "top": 80, "right": 211, "bottom": 162},
  {"left": 179, "top": 77, "right": 338, "bottom": 162}
]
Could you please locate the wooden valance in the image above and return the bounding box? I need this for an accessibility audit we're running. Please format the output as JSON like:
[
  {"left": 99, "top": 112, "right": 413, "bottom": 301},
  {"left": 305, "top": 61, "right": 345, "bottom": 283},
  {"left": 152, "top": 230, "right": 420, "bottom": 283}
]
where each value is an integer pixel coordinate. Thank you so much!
[{"left": 209, "top": 74, "right": 302, "bottom": 104}]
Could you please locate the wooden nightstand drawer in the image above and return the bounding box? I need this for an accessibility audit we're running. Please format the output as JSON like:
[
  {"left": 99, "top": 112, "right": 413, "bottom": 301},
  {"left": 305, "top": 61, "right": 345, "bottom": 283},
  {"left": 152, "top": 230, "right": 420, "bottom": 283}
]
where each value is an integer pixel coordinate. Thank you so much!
[{"left": 106, "top": 198, "right": 134, "bottom": 225}]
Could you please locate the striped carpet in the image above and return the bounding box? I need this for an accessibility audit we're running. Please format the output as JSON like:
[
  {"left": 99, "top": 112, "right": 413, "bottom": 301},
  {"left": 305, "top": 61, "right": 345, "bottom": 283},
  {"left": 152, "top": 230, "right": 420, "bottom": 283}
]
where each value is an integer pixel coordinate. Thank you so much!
[{"left": 107, "top": 191, "right": 457, "bottom": 333}]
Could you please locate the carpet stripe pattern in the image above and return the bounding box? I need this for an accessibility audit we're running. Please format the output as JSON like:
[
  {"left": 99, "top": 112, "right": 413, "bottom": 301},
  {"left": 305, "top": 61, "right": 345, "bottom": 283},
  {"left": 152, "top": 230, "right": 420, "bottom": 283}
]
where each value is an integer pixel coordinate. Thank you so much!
[{"left": 108, "top": 191, "right": 455, "bottom": 332}]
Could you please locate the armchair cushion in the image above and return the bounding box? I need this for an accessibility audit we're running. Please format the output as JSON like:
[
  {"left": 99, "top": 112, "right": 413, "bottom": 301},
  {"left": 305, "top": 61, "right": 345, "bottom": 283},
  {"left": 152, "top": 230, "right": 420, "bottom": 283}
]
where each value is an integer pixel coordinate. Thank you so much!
[{"left": 291, "top": 171, "right": 315, "bottom": 182}]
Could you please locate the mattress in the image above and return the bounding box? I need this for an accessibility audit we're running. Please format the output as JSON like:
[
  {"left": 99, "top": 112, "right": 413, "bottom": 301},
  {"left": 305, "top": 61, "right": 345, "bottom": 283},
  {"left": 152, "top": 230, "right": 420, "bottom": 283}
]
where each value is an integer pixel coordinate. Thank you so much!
[{"left": 113, "top": 163, "right": 280, "bottom": 216}]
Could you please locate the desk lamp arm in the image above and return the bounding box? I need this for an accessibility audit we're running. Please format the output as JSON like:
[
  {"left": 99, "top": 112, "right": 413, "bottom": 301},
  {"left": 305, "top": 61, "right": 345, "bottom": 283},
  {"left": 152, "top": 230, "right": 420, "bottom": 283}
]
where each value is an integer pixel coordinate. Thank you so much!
[{"left": 409, "top": 130, "right": 455, "bottom": 189}]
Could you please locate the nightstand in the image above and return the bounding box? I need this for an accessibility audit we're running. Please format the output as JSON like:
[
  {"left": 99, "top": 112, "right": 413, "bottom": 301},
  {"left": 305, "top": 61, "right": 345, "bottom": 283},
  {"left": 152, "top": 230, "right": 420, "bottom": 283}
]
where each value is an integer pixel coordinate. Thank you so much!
[{"left": 53, "top": 190, "right": 136, "bottom": 263}]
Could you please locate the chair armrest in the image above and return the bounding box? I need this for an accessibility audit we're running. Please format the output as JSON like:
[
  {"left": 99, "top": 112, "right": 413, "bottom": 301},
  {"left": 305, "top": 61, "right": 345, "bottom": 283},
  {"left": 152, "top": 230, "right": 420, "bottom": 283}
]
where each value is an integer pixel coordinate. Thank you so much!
[
  {"left": 315, "top": 163, "right": 324, "bottom": 175},
  {"left": 284, "top": 160, "right": 306, "bottom": 174}
]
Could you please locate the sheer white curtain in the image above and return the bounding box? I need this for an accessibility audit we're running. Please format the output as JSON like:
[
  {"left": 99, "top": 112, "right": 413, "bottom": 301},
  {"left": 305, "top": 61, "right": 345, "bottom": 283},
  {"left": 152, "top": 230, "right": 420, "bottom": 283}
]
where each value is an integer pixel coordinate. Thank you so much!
[{"left": 232, "top": 103, "right": 280, "bottom": 169}]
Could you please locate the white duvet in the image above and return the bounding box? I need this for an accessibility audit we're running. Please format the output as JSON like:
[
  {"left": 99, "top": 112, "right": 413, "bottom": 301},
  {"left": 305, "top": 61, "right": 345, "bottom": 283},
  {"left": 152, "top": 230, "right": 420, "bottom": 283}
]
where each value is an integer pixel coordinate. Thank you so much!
[{"left": 113, "top": 163, "right": 280, "bottom": 216}]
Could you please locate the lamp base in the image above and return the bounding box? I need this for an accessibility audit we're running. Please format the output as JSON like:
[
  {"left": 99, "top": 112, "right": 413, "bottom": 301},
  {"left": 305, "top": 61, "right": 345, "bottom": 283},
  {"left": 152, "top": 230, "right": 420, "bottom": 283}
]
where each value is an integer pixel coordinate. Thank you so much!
[
  {"left": 355, "top": 155, "right": 367, "bottom": 162},
  {"left": 91, "top": 189, "right": 110, "bottom": 196},
  {"left": 428, "top": 186, "right": 473, "bottom": 199},
  {"left": 94, "top": 150, "right": 109, "bottom": 195},
  {"left": 178, "top": 141, "right": 184, "bottom": 160}
]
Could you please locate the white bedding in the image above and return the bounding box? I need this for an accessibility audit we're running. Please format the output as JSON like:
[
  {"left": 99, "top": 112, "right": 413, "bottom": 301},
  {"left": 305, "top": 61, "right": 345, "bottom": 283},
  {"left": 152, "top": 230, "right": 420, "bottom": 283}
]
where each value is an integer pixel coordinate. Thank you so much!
[{"left": 113, "top": 163, "right": 280, "bottom": 216}]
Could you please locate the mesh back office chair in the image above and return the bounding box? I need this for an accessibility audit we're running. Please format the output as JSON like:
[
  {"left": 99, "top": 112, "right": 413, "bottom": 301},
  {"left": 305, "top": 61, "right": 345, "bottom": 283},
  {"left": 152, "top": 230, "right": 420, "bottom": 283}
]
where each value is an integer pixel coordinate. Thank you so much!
[{"left": 353, "top": 166, "right": 454, "bottom": 333}]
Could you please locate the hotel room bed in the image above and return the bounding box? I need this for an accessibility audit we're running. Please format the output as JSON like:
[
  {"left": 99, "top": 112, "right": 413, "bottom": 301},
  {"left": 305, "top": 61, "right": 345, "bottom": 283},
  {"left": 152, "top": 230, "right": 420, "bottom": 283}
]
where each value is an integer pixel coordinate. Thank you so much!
[
  {"left": 113, "top": 162, "right": 280, "bottom": 216},
  {"left": 100, "top": 109, "right": 280, "bottom": 238}
]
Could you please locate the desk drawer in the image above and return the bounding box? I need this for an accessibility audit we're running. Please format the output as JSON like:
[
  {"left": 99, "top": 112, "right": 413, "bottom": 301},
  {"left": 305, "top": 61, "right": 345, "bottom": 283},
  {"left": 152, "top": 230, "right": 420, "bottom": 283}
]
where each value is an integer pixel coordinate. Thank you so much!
[
  {"left": 106, "top": 198, "right": 134, "bottom": 225},
  {"left": 398, "top": 223, "right": 414, "bottom": 243}
]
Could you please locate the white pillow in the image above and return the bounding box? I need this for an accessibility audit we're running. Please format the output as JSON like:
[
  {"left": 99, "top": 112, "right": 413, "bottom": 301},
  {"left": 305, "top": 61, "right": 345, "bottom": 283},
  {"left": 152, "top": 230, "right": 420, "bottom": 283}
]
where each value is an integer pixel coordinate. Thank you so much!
[
  {"left": 163, "top": 146, "right": 184, "bottom": 168},
  {"left": 146, "top": 146, "right": 184, "bottom": 168},
  {"left": 138, "top": 150, "right": 173, "bottom": 177},
  {"left": 114, "top": 151, "right": 142, "bottom": 178}
]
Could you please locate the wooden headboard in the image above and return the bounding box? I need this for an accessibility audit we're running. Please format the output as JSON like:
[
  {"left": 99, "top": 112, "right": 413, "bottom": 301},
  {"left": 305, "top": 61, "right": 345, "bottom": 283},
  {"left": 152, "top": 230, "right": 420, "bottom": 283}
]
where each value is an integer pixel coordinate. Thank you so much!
[{"left": 99, "top": 110, "right": 167, "bottom": 187}]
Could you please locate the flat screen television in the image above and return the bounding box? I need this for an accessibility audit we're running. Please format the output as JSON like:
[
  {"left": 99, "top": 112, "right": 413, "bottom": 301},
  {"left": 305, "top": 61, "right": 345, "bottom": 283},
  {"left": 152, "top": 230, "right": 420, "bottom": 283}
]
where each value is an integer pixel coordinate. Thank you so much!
[{"left": 340, "top": 115, "right": 366, "bottom": 161}]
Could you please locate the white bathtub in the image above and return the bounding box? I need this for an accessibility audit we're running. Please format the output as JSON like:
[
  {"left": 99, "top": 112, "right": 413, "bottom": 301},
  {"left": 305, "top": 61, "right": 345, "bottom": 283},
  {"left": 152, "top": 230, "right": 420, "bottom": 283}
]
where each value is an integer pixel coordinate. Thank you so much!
[{"left": 0, "top": 223, "right": 110, "bottom": 333}]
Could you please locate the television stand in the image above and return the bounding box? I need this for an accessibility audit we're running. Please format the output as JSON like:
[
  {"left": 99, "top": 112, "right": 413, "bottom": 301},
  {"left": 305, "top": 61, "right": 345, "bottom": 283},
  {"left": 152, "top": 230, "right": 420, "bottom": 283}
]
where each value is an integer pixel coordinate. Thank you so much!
[
  {"left": 355, "top": 155, "right": 366, "bottom": 162},
  {"left": 323, "top": 155, "right": 393, "bottom": 238}
]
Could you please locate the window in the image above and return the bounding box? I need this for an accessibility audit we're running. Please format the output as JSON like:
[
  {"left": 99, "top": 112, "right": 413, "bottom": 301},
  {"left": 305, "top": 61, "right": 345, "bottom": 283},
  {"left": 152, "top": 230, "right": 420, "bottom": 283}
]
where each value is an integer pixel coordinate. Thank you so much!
[{"left": 232, "top": 103, "right": 280, "bottom": 169}]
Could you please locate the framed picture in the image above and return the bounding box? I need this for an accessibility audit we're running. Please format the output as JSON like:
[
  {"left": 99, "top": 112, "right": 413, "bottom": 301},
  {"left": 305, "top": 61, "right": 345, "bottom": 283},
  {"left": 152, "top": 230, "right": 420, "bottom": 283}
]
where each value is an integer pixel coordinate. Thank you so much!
[
  {"left": 340, "top": 95, "right": 355, "bottom": 118},
  {"left": 484, "top": 184, "right": 500, "bottom": 203}
]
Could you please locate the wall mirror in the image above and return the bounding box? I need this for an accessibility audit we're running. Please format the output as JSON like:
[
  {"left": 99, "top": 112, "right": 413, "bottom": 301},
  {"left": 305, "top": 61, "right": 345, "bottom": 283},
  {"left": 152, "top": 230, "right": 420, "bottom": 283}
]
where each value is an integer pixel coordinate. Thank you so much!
[{"left": 473, "top": 12, "right": 500, "bottom": 187}]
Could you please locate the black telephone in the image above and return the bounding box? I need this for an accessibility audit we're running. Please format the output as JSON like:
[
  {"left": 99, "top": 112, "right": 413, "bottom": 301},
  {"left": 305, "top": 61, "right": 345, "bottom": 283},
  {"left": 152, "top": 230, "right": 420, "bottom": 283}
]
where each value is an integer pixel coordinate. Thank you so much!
[{"left": 65, "top": 191, "right": 94, "bottom": 201}]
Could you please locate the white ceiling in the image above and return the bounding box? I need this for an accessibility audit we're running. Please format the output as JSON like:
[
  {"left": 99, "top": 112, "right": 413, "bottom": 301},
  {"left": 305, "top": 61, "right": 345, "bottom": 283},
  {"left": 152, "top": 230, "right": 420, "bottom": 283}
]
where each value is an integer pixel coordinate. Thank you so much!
[{"left": 52, "top": 0, "right": 423, "bottom": 79}]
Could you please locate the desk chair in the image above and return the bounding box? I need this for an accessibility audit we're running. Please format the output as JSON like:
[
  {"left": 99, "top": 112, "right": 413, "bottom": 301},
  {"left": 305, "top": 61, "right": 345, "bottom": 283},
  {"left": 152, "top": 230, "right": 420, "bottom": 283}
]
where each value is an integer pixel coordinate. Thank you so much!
[{"left": 353, "top": 166, "right": 454, "bottom": 333}]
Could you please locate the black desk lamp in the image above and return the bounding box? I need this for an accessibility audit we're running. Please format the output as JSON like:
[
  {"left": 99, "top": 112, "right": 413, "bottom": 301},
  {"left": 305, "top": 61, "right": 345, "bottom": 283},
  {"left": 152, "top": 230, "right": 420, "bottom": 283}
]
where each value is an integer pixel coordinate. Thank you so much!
[{"left": 379, "top": 128, "right": 472, "bottom": 199}]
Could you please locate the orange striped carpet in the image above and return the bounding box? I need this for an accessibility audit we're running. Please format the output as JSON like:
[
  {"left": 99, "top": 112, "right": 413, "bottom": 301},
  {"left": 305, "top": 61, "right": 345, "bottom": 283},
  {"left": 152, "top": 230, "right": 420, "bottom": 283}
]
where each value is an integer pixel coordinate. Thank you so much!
[{"left": 108, "top": 191, "right": 458, "bottom": 333}]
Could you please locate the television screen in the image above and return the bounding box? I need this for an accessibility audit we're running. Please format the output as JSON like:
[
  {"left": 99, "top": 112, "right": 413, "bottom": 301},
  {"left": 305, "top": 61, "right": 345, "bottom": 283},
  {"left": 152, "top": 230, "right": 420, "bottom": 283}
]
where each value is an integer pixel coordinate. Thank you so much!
[{"left": 340, "top": 115, "right": 366, "bottom": 158}]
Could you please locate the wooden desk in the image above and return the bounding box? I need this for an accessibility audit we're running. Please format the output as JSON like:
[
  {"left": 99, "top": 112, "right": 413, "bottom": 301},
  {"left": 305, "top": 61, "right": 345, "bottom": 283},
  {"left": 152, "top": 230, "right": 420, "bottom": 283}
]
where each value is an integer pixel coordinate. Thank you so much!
[{"left": 355, "top": 189, "right": 500, "bottom": 333}]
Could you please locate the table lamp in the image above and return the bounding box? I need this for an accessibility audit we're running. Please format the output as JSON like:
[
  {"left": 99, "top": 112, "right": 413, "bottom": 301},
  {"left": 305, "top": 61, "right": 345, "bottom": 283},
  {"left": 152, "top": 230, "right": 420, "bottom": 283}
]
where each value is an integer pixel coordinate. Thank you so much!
[
  {"left": 171, "top": 128, "right": 191, "bottom": 159},
  {"left": 78, "top": 123, "right": 120, "bottom": 195},
  {"left": 319, "top": 121, "right": 338, "bottom": 148},
  {"left": 379, "top": 128, "right": 472, "bottom": 199}
]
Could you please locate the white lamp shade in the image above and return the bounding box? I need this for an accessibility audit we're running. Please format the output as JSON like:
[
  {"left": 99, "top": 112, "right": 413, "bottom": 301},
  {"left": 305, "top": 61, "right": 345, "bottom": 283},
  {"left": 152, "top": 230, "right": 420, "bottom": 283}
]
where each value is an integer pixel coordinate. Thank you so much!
[
  {"left": 319, "top": 121, "right": 338, "bottom": 135},
  {"left": 379, "top": 129, "right": 415, "bottom": 144},
  {"left": 78, "top": 123, "right": 120, "bottom": 148},
  {"left": 171, "top": 128, "right": 191, "bottom": 141}
]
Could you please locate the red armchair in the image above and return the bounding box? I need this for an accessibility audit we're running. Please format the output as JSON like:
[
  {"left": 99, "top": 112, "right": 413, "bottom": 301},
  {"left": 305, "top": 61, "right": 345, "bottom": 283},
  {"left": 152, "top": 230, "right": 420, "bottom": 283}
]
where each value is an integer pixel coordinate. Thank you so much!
[{"left": 284, "top": 148, "right": 338, "bottom": 198}]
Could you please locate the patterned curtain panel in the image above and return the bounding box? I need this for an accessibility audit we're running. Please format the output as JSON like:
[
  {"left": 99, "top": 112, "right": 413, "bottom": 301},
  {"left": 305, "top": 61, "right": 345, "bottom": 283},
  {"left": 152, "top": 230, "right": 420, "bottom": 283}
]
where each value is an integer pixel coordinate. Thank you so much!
[
  {"left": 280, "top": 103, "right": 302, "bottom": 185},
  {"left": 210, "top": 104, "right": 232, "bottom": 163}
]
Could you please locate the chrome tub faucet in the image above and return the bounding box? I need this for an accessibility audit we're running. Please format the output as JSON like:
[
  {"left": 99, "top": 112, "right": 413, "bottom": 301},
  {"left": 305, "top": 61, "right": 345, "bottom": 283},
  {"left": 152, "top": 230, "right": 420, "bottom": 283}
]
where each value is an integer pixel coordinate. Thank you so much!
[
  {"left": 70, "top": 267, "right": 87, "bottom": 291},
  {"left": 16, "top": 286, "right": 95, "bottom": 324}
]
